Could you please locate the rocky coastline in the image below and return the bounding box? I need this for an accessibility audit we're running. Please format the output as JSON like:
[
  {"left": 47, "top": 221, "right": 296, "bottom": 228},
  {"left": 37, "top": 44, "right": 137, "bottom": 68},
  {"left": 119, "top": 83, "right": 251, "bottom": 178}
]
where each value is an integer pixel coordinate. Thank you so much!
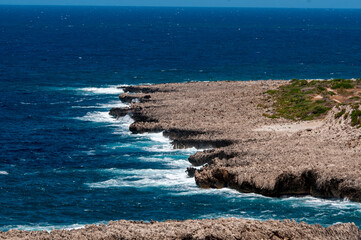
[{"left": 2, "top": 80, "right": 361, "bottom": 239}]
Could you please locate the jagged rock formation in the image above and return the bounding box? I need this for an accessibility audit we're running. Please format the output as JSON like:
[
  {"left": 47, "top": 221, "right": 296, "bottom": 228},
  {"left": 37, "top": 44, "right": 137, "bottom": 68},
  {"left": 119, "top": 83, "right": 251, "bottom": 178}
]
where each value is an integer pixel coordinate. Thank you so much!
[
  {"left": 109, "top": 107, "right": 130, "bottom": 118},
  {"left": 1, "top": 219, "right": 360, "bottom": 240}
]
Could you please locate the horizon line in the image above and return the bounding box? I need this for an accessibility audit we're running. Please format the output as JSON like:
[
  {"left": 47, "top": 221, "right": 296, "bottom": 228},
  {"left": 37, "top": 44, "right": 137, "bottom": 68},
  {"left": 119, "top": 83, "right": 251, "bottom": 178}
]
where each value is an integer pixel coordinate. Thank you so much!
[{"left": 0, "top": 4, "right": 361, "bottom": 9}]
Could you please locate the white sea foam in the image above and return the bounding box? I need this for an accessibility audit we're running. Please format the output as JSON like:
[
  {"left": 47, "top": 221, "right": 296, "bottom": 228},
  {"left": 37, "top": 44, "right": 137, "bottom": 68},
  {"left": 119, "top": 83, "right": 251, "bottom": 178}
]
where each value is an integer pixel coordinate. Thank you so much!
[
  {"left": 0, "top": 171, "right": 8, "bottom": 175},
  {"left": 198, "top": 213, "right": 259, "bottom": 221},
  {"left": 1, "top": 222, "right": 103, "bottom": 232},
  {"left": 87, "top": 168, "right": 194, "bottom": 189},
  {"left": 280, "top": 196, "right": 361, "bottom": 212},
  {"left": 140, "top": 133, "right": 198, "bottom": 153},
  {"left": 139, "top": 132, "right": 170, "bottom": 143},
  {"left": 113, "top": 115, "right": 134, "bottom": 133},
  {"left": 137, "top": 132, "right": 176, "bottom": 152},
  {"left": 299, "top": 196, "right": 361, "bottom": 209},
  {"left": 136, "top": 156, "right": 190, "bottom": 168},
  {"left": 78, "top": 86, "right": 124, "bottom": 95},
  {"left": 75, "top": 111, "right": 133, "bottom": 125},
  {"left": 143, "top": 144, "right": 198, "bottom": 153},
  {"left": 142, "top": 143, "right": 174, "bottom": 152},
  {"left": 139, "top": 132, "right": 209, "bottom": 153},
  {"left": 137, "top": 156, "right": 174, "bottom": 162},
  {"left": 164, "top": 159, "right": 190, "bottom": 167},
  {"left": 72, "top": 101, "right": 128, "bottom": 109},
  {"left": 74, "top": 111, "right": 133, "bottom": 137},
  {"left": 52, "top": 85, "right": 128, "bottom": 95},
  {"left": 20, "top": 102, "right": 36, "bottom": 105},
  {"left": 172, "top": 187, "right": 260, "bottom": 198},
  {"left": 75, "top": 111, "right": 116, "bottom": 123}
]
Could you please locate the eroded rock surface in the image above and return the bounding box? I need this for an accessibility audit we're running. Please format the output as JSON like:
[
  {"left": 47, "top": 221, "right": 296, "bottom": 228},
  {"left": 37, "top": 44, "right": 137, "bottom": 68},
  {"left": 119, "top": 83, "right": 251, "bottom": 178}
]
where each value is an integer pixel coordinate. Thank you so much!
[{"left": 1, "top": 219, "right": 360, "bottom": 240}]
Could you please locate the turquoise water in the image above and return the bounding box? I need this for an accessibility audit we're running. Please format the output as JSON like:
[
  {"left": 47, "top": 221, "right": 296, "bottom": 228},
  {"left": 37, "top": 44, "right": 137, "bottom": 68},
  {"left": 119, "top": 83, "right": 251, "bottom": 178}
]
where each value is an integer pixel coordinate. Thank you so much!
[{"left": 1, "top": 6, "right": 361, "bottom": 231}]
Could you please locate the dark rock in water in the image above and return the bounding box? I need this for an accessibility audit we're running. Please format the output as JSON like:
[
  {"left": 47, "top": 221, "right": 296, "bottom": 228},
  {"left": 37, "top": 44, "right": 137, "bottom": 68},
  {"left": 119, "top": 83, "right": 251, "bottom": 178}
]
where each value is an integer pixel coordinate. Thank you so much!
[
  {"left": 143, "top": 95, "right": 151, "bottom": 100},
  {"left": 188, "top": 149, "right": 236, "bottom": 166},
  {"left": 122, "top": 86, "right": 158, "bottom": 93},
  {"left": 119, "top": 93, "right": 151, "bottom": 103},
  {"left": 186, "top": 167, "right": 197, "bottom": 177},
  {"left": 109, "top": 107, "right": 129, "bottom": 118},
  {"left": 172, "top": 139, "right": 233, "bottom": 149},
  {"left": 122, "top": 86, "right": 171, "bottom": 93},
  {"left": 132, "top": 107, "right": 158, "bottom": 123},
  {"left": 163, "top": 128, "right": 206, "bottom": 139},
  {"left": 119, "top": 94, "right": 138, "bottom": 103},
  {"left": 129, "top": 122, "right": 163, "bottom": 134}
]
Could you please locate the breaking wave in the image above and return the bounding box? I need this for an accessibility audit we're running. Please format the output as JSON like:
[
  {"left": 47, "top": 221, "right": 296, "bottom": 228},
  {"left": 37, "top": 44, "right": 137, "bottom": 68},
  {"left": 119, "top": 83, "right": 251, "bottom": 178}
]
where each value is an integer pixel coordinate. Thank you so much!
[{"left": 87, "top": 168, "right": 194, "bottom": 189}]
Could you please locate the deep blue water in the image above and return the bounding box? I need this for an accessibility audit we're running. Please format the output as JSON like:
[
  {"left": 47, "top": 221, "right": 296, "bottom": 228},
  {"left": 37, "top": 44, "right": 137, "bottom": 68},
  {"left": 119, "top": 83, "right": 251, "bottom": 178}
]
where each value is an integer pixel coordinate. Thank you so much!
[{"left": 1, "top": 6, "right": 361, "bottom": 231}]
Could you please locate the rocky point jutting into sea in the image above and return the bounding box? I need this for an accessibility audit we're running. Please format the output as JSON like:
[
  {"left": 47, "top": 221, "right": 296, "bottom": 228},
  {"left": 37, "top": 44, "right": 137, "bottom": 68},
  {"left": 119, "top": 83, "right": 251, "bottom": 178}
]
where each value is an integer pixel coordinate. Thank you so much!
[
  {"left": 2, "top": 79, "right": 361, "bottom": 239},
  {"left": 114, "top": 80, "right": 361, "bottom": 202}
]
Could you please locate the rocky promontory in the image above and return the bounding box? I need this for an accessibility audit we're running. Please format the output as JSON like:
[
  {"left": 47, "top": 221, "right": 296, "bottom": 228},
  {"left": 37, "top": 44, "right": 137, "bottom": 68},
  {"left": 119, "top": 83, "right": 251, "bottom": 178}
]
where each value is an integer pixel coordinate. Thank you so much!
[{"left": 115, "top": 80, "right": 361, "bottom": 202}]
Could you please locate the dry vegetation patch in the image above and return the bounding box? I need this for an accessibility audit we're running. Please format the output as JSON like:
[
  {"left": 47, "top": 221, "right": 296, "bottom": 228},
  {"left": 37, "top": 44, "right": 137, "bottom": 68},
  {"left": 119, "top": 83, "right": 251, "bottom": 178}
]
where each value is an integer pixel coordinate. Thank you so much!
[{"left": 263, "top": 79, "right": 361, "bottom": 122}]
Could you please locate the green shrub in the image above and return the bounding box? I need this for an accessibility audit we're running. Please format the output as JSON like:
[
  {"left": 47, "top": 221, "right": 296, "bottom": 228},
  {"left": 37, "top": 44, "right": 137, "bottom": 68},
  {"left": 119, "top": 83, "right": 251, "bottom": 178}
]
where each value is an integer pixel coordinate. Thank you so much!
[
  {"left": 317, "top": 85, "right": 326, "bottom": 92},
  {"left": 344, "top": 112, "right": 349, "bottom": 120},
  {"left": 331, "top": 79, "right": 354, "bottom": 89},
  {"left": 264, "top": 79, "right": 360, "bottom": 122},
  {"left": 335, "top": 109, "right": 346, "bottom": 119},
  {"left": 350, "top": 109, "right": 361, "bottom": 126},
  {"left": 266, "top": 90, "right": 277, "bottom": 95}
]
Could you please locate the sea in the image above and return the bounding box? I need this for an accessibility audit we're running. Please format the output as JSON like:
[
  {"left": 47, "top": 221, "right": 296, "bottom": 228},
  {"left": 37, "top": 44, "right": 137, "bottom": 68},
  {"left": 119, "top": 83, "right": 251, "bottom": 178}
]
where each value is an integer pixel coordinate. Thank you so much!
[{"left": 1, "top": 6, "right": 361, "bottom": 231}]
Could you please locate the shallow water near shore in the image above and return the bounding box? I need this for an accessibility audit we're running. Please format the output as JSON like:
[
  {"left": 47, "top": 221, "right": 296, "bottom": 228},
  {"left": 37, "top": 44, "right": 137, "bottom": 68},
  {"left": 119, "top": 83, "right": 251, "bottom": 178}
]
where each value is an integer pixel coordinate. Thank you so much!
[{"left": 1, "top": 6, "right": 361, "bottom": 231}]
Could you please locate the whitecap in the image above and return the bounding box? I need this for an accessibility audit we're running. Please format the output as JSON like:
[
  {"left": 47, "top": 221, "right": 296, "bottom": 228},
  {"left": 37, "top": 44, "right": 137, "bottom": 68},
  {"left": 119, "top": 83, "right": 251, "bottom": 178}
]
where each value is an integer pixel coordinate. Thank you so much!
[
  {"left": 84, "top": 150, "right": 96, "bottom": 156},
  {"left": 49, "top": 101, "right": 71, "bottom": 105},
  {"left": 0, "top": 171, "right": 8, "bottom": 175},
  {"left": 78, "top": 86, "right": 124, "bottom": 95}
]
